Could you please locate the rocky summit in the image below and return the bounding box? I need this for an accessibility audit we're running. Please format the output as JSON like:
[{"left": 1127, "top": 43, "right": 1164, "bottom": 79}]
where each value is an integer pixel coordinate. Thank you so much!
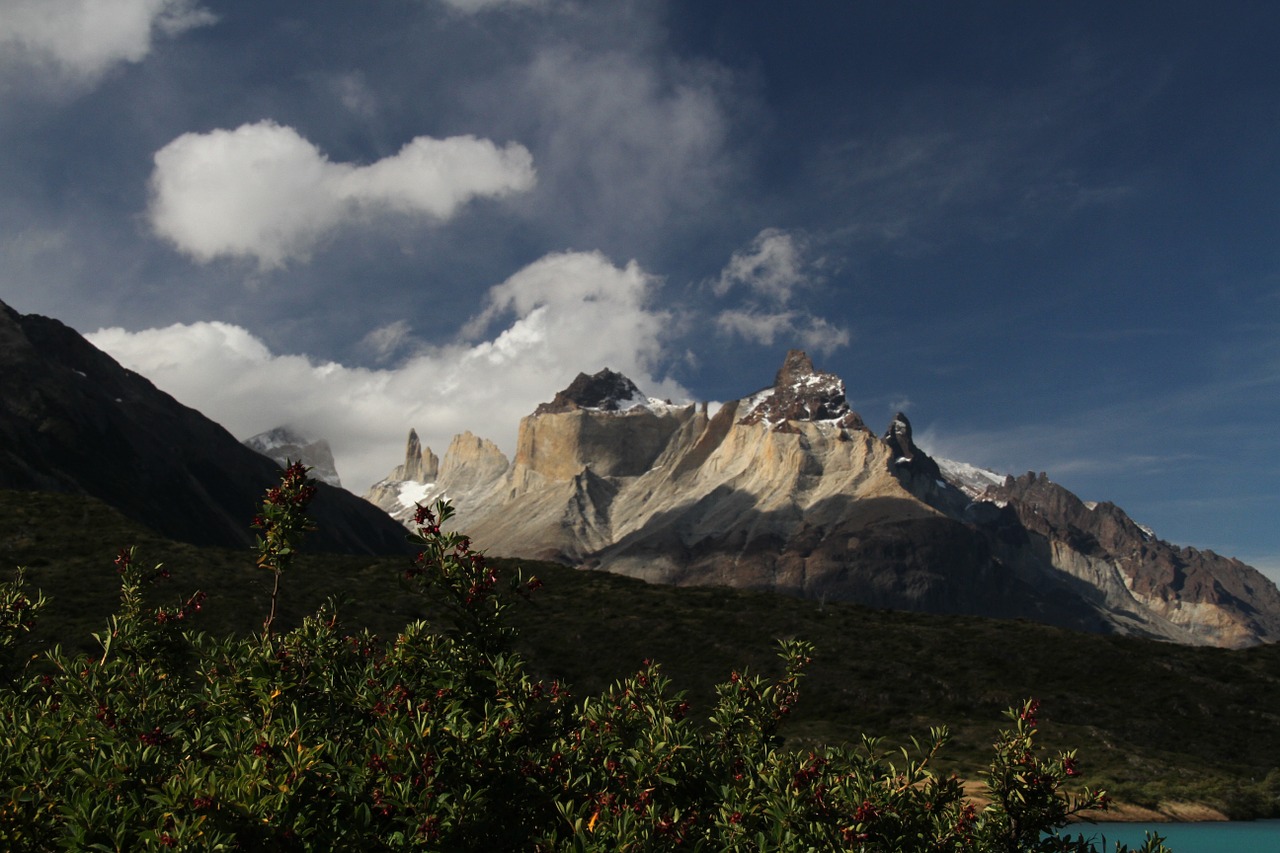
[
  {"left": 365, "top": 349, "right": 1280, "bottom": 648},
  {"left": 244, "top": 426, "right": 344, "bottom": 488}
]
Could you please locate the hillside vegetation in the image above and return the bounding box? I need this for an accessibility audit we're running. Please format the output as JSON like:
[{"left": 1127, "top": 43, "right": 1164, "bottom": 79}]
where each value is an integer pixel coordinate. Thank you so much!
[{"left": 4, "top": 485, "right": 1279, "bottom": 827}]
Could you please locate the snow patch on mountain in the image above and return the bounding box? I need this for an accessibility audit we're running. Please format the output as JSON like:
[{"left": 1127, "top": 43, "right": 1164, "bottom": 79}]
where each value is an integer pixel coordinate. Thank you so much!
[
  {"left": 935, "top": 457, "right": 1006, "bottom": 498},
  {"left": 397, "top": 480, "right": 437, "bottom": 509}
]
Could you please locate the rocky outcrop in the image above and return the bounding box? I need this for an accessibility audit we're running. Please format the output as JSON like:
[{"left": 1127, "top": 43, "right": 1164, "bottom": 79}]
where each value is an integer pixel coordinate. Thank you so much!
[
  {"left": 395, "top": 429, "right": 439, "bottom": 483},
  {"left": 365, "top": 349, "right": 1280, "bottom": 648},
  {"left": 0, "top": 299, "right": 412, "bottom": 555},
  {"left": 243, "top": 426, "right": 344, "bottom": 488}
]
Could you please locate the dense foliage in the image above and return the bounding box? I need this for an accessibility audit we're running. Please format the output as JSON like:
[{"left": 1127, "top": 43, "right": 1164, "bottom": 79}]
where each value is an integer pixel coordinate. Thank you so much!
[{"left": 0, "top": 466, "right": 1170, "bottom": 851}]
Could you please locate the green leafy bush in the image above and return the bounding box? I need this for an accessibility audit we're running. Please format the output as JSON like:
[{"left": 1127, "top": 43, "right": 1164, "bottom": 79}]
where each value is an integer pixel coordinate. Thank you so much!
[{"left": 0, "top": 465, "right": 1171, "bottom": 851}]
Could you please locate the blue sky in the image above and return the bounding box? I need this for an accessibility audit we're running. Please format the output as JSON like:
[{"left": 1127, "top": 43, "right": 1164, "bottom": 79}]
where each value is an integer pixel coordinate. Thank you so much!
[{"left": 2, "top": 1, "right": 1277, "bottom": 580}]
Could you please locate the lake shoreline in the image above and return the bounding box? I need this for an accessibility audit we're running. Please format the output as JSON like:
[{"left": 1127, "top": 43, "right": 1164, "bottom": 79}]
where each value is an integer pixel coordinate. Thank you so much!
[
  {"left": 963, "top": 782, "right": 1232, "bottom": 823},
  {"left": 1078, "top": 799, "right": 1230, "bottom": 823}
]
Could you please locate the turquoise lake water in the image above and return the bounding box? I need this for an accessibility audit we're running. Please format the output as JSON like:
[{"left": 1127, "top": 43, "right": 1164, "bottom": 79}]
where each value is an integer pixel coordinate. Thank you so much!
[{"left": 1054, "top": 820, "right": 1280, "bottom": 851}]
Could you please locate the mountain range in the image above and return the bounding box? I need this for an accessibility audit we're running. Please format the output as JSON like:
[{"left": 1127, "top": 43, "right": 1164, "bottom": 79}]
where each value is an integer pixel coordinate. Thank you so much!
[
  {"left": 3, "top": 294, "right": 1275, "bottom": 648},
  {"left": 365, "top": 350, "right": 1280, "bottom": 648},
  {"left": 0, "top": 299, "right": 409, "bottom": 555}
]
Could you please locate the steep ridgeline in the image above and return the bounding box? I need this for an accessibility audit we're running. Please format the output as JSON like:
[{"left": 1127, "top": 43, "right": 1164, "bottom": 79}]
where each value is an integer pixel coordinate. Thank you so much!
[
  {"left": 365, "top": 351, "right": 1280, "bottom": 647},
  {"left": 0, "top": 299, "right": 411, "bottom": 555}
]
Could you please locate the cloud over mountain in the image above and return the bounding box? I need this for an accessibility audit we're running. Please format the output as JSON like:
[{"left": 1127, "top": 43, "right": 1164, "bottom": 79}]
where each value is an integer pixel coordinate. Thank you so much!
[
  {"left": 88, "top": 250, "right": 687, "bottom": 493},
  {"left": 147, "top": 121, "right": 536, "bottom": 268},
  {"left": 4, "top": 2, "right": 1278, "bottom": 588}
]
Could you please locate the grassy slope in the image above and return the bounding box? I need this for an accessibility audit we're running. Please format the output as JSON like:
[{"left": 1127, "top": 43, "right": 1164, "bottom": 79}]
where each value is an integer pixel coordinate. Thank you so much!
[{"left": 3, "top": 489, "right": 1279, "bottom": 819}]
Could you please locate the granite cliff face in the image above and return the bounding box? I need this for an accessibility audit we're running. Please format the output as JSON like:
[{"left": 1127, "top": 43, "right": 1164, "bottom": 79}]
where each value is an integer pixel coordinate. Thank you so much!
[
  {"left": 365, "top": 353, "right": 1280, "bottom": 647},
  {"left": 0, "top": 299, "right": 411, "bottom": 555}
]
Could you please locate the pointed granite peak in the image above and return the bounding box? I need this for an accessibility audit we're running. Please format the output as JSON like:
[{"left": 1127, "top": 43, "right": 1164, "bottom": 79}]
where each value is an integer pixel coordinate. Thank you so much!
[
  {"left": 535, "top": 368, "right": 647, "bottom": 415},
  {"left": 394, "top": 428, "right": 439, "bottom": 483},
  {"left": 739, "top": 350, "right": 865, "bottom": 430},
  {"left": 774, "top": 349, "right": 817, "bottom": 387}
]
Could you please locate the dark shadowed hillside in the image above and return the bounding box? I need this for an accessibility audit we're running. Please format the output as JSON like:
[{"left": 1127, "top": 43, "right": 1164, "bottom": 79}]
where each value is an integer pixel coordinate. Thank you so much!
[{"left": 0, "top": 299, "right": 410, "bottom": 555}]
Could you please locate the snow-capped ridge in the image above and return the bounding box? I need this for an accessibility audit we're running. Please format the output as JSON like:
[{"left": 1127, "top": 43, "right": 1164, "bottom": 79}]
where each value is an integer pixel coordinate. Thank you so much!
[{"left": 935, "top": 457, "right": 1006, "bottom": 498}]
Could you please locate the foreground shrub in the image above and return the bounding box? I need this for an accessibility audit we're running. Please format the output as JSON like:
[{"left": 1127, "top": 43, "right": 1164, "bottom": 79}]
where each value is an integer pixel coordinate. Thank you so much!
[{"left": 0, "top": 465, "right": 1169, "bottom": 851}]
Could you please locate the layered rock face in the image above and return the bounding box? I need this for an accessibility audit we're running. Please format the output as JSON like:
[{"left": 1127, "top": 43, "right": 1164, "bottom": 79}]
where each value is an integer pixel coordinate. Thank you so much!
[
  {"left": 0, "top": 299, "right": 412, "bottom": 555},
  {"left": 365, "top": 353, "right": 1280, "bottom": 647}
]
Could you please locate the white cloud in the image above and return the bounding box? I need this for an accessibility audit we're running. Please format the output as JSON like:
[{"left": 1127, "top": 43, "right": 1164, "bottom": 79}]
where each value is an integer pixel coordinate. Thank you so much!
[
  {"left": 464, "top": 250, "right": 666, "bottom": 357},
  {"left": 714, "top": 228, "right": 808, "bottom": 301},
  {"left": 147, "top": 121, "right": 536, "bottom": 268},
  {"left": 715, "top": 309, "right": 849, "bottom": 356},
  {"left": 712, "top": 229, "right": 850, "bottom": 355},
  {"left": 0, "top": 0, "right": 214, "bottom": 83},
  {"left": 87, "top": 250, "right": 688, "bottom": 494}
]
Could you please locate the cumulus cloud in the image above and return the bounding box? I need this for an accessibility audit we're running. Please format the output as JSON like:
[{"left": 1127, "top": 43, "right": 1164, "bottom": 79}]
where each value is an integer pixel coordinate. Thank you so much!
[
  {"left": 0, "top": 0, "right": 214, "bottom": 84},
  {"left": 147, "top": 121, "right": 536, "bottom": 268},
  {"left": 712, "top": 229, "right": 850, "bottom": 355},
  {"left": 464, "top": 251, "right": 668, "bottom": 361},
  {"left": 87, "top": 250, "right": 687, "bottom": 493}
]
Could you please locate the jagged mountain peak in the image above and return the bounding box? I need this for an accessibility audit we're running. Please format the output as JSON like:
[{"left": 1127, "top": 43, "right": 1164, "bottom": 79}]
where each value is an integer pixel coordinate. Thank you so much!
[
  {"left": 880, "top": 410, "right": 946, "bottom": 493},
  {"left": 244, "top": 425, "right": 305, "bottom": 451},
  {"left": 535, "top": 368, "right": 650, "bottom": 415},
  {"left": 883, "top": 412, "right": 916, "bottom": 457},
  {"left": 243, "top": 426, "right": 343, "bottom": 488},
  {"left": 773, "top": 348, "right": 818, "bottom": 387},
  {"left": 739, "top": 349, "right": 865, "bottom": 430},
  {"left": 396, "top": 428, "right": 439, "bottom": 484}
]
